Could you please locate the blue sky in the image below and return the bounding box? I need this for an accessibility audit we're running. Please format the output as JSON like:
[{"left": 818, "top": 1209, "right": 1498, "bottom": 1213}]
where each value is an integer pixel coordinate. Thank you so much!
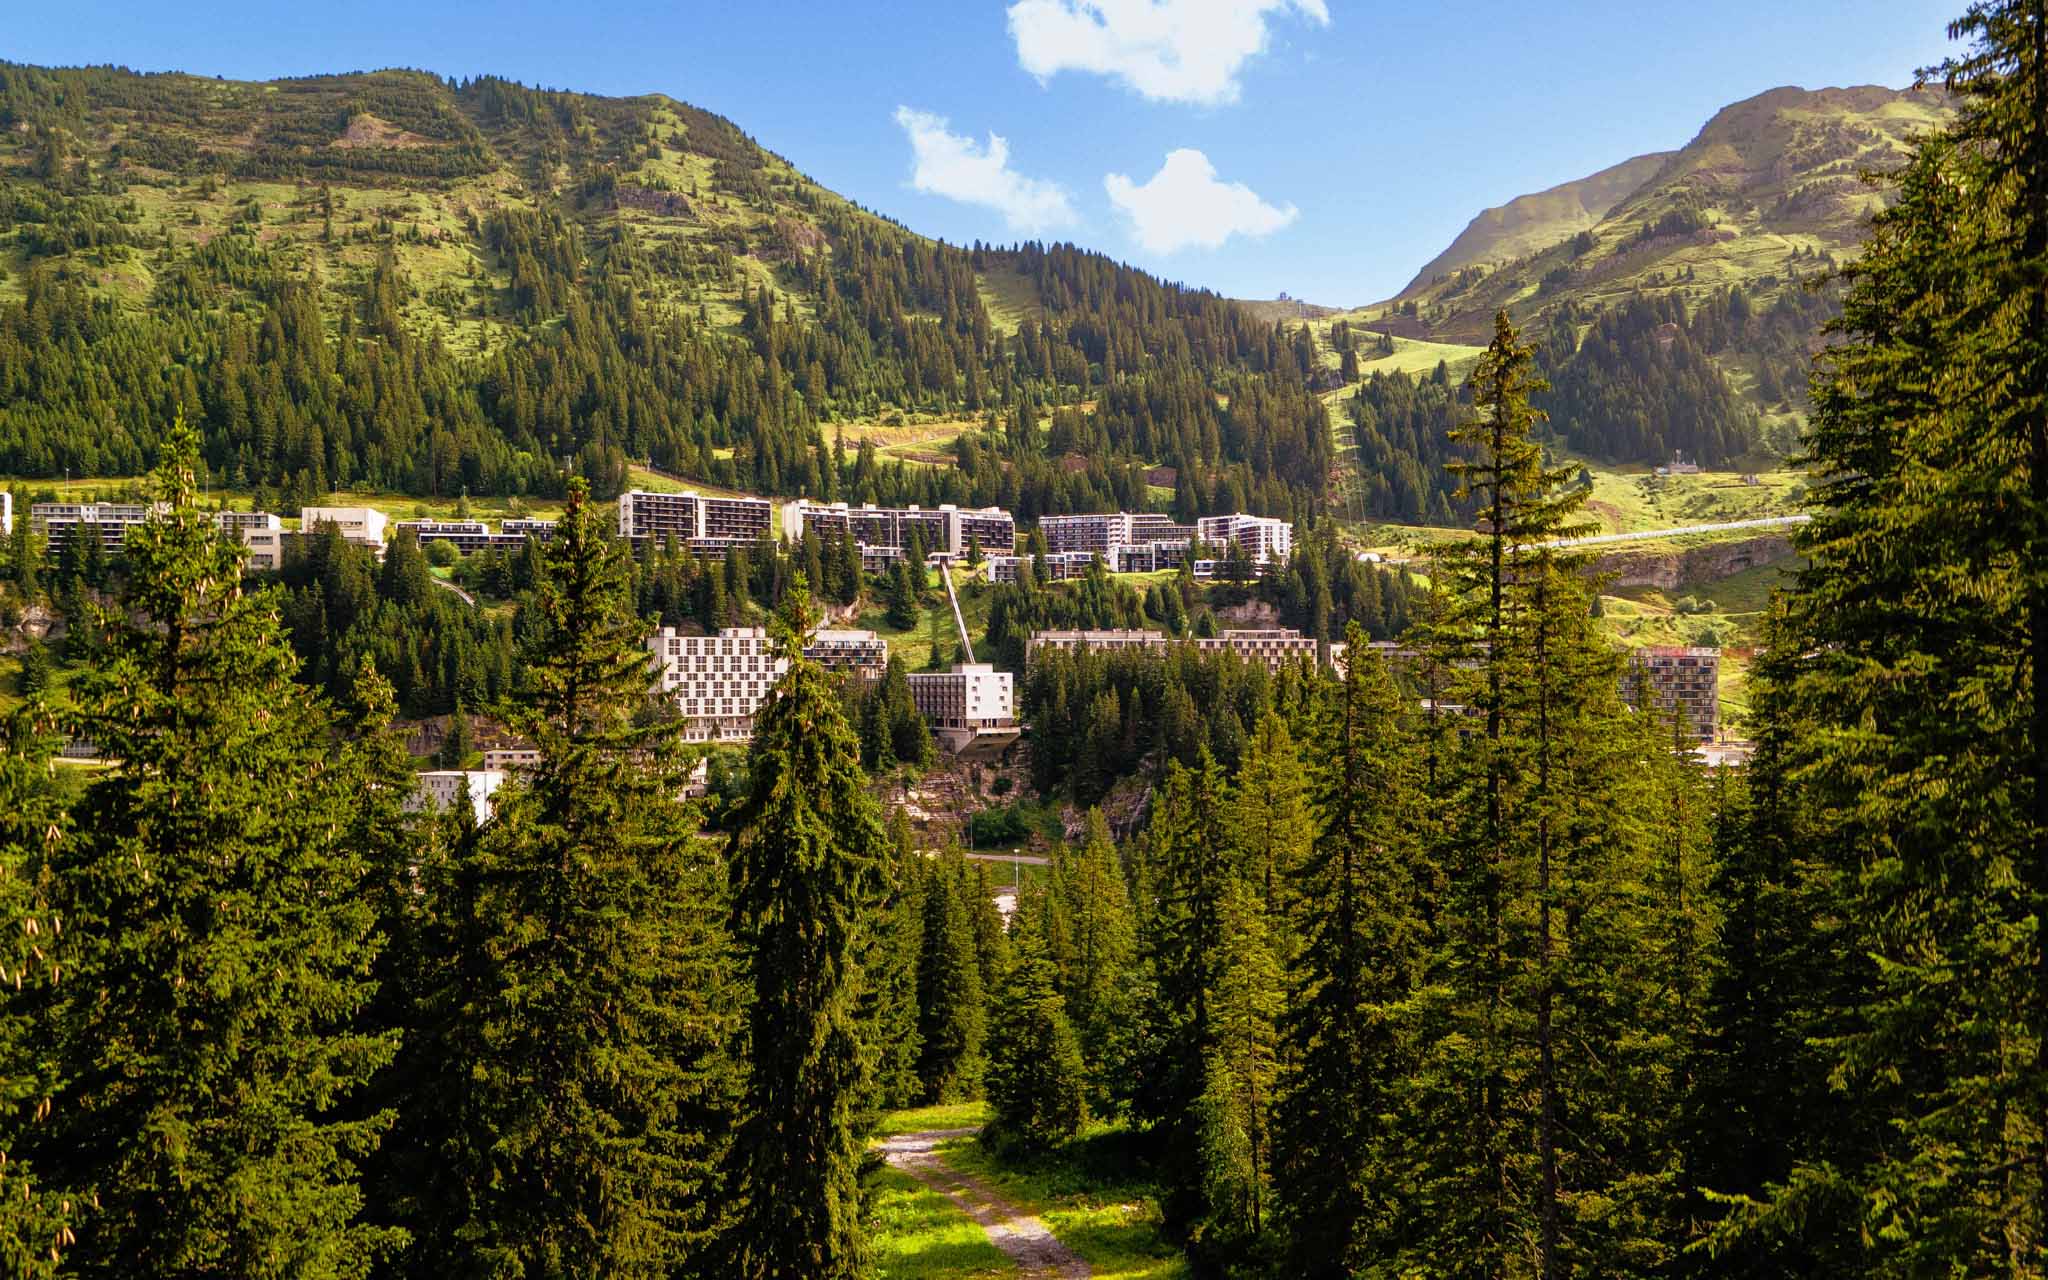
[{"left": 10, "top": 0, "right": 1959, "bottom": 303}]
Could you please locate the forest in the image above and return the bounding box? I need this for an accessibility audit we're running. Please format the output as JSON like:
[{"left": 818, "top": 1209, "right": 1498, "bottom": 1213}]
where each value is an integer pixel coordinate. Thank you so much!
[{"left": 0, "top": 3, "right": 2044, "bottom": 1277}]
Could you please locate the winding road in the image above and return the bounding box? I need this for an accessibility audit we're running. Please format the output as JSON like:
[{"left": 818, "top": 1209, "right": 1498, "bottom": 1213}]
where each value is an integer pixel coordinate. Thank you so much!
[{"left": 878, "top": 1128, "right": 1090, "bottom": 1279}]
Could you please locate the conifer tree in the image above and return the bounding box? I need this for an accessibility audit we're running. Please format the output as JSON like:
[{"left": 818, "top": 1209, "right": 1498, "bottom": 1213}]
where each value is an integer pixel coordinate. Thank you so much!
[
  {"left": 1274, "top": 641, "right": 1428, "bottom": 1276},
  {"left": 724, "top": 575, "right": 885, "bottom": 1280},
  {"left": 402, "top": 478, "right": 739, "bottom": 1276},
  {"left": 0, "top": 705, "right": 76, "bottom": 1277},
  {"left": 984, "top": 900, "right": 1087, "bottom": 1153},
  {"left": 1053, "top": 810, "right": 1139, "bottom": 1111},
  {"left": 38, "top": 425, "right": 399, "bottom": 1277},
  {"left": 915, "top": 851, "right": 986, "bottom": 1101},
  {"left": 1198, "top": 873, "right": 1283, "bottom": 1258},
  {"left": 867, "top": 811, "right": 927, "bottom": 1111},
  {"left": 1719, "top": 9, "right": 2048, "bottom": 1266}
]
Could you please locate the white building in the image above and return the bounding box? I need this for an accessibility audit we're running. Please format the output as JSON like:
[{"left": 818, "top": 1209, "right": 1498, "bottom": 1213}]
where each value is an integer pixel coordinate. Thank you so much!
[
  {"left": 30, "top": 501, "right": 163, "bottom": 555},
  {"left": 1029, "top": 626, "right": 1330, "bottom": 673},
  {"left": 907, "top": 663, "right": 1014, "bottom": 730},
  {"left": 0, "top": 491, "right": 11, "bottom": 537},
  {"left": 647, "top": 626, "right": 790, "bottom": 742},
  {"left": 1197, "top": 513, "right": 1294, "bottom": 566},
  {"left": 410, "top": 770, "right": 506, "bottom": 825},
  {"left": 299, "top": 506, "right": 389, "bottom": 557},
  {"left": 783, "top": 501, "right": 1016, "bottom": 558},
  {"left": 806, "top": 628, "right": 890, "bottom": 680},
  {"left": 216, "top": 511, "right": 286, "bottom": 571}
]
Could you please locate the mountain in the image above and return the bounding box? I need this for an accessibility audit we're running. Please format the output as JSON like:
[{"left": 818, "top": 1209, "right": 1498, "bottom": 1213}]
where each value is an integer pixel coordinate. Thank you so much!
[
  {"left": 1383, "top": 84, "right": 1953, "bottom": 343},
  {"left": 0, "top": 63, "right": 1329, "bottom": 523},
  {"left": 1397, "top": 151, "right": 1671, "bottom": 297}
]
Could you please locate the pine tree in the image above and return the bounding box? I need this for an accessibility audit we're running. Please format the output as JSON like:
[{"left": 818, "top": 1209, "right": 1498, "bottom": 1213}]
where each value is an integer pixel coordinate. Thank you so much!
[
  {"left": 1132, "top": 750, "right": 1235, "bottom": 1226},
  {"left": 37, "top": 425, "right": 399, "bottom": 1277},
  {"left": 1717, "top": 11, "right": 2048, "bottom": 1265},
  {"left": 1228, "top": 710, "right": 1315, "bottom": 933},
  {"left": 867, "top": 811, "right": 927, "bottom": 1111},
  {"left": 1053, "top": 810, "right": 1138, "bottom": 1112},
  {"left": 402, "top": 478, "right": 739, "bottom": 1276},
  {"left": 15, "top": 640, "right": 49, "bottom": 698},
  {"left": 984, "top": 900, "right": 1087, "bottom": 1153},
  {"left": 436, "top": 704, "right": 472, "bottom": 767},
  {"left": 0, "top": 705, "right": 77, "bottom": 1277},
  {"left": 724, "top": 576, "right": 886, "bottom": 1280},
  {"left": 915, "top": 851, "right": 986, "bottom": 1101},
  {"left": 1274, "top": 640, "right": 1428, "bottom": 1276},
  {"left": 1198, "top": 873, "right": 1283, "bottom": 1258}
]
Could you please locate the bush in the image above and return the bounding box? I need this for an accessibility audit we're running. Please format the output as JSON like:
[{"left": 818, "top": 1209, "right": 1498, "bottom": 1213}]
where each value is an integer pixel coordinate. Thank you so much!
[{"left": 424, "top": 539, "right": 460, "bottom": 567}]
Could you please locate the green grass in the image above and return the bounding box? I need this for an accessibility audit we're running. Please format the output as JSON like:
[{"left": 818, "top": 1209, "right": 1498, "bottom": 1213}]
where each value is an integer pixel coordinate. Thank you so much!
[
  {"left": 869, "top": 1166, "right": 1011, "bottom": 1280},
  {"left": 873, "top": 1100, "right": 991, "bottom": 1139},
  {"left": 937, "top": 1123, "right": 1190, "bottom": 1280},
  {"left": 1581, "top": 464, "right": 1806, "bottom": 535}
]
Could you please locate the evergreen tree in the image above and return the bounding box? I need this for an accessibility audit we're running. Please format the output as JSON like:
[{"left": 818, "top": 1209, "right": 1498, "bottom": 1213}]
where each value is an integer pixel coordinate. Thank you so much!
[
  {"left": 915, "top": 851, "right": 986, "bottom": 1101},
  {"left": 436, "top": 705, "right": 472, "bottom": 767},
  {"left": 0, "top": 705, "right": 77, "bottom": 1277},
  {"left": 406, "top": 477, "right": 739, "bottom": 1275},
  {"left": 983, "top": 900, "right": 1087, "bottom": 1153},
  {"left": 1198, "top": 873, "right": 1283, "bottom": 1260},
  {"left": 724, "top": 577, "right": 885, "bottom": 1280},
  {"left": 38, "top": 425, "right": 399, "bottom": 1277},
  {"left": 1717, "top": 13, "right": 2048, "bottom": 1265},
  {"left": 1052, "top": 810, "right": 1139, "bottom": 1112},
  {"left": 15, "top": 640, "right": 50, "bottom": 698},
  {"left": 1274, "top": 641, "right": 1428, "bottom": 1277}
]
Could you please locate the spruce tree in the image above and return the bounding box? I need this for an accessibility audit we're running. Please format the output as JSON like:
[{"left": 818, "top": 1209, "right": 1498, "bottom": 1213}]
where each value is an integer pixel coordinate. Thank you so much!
[
  {"left": 0, "top": 705, "right": 76, "bottom": 1277},
  {"left": 1053, "top": 810, "right": 1139, "bottom": 1112},
  {"left": 724, "top": 576, "right": 885, "bottom": 1280},
  {"left": 1274, "top": 640, "right": 1428, "bottom": 1277},
  {"left": 401, "top": 478, "right": 739, "bottom": 1276},
  {"left": 915, "top": 851, "right": 986, "bottom": 1101},
  {"left": 38, "top": 425, "right": 399, "bottom": 1277},
  {"left": 1198, "top": 873, "right": 1283, "bottom": 1258},
  {"left": 984, "top": 900, "right": 1087, "bottom": 1153},
  {"left": 1719, "top": 10, "right": 2048, "bottom": 1265}
]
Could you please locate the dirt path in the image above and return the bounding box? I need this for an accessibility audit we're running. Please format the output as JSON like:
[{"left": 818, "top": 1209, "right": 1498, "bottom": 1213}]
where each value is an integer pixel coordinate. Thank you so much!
[{"left": 877, "top": 1128, "right": 1090, "bottom": 1279}]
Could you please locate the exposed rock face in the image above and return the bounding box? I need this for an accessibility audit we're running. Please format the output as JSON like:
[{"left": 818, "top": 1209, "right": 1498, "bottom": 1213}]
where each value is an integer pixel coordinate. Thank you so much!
[{"left": 1593, "top": 535, "right": 1795, "bottom": 590}]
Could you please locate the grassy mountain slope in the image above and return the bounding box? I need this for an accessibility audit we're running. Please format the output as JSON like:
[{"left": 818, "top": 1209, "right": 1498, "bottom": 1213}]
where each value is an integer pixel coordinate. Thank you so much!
[
  {"left": 1379, "top": 84, "right": 1953, "bottom": 343},
  {"left": 1396, "top": 151, "right": 1671, "bottom": 296}
]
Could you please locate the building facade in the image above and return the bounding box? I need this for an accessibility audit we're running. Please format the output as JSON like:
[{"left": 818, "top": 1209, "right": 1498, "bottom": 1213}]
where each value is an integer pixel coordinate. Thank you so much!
[
  {"left": 783, "top": 501, "right": 1016, "bottom": 558},
  {"left": 300, "top": 506, "right": 390, "bottom": 556},
  {"left": 410, "top": 770, "right": 507, "bottom": 824},
  {"left": 0, "top": 491, "right": 9, "bottom": 537},
  {"left": 806, "top": 628, "right": 891, "bottom": 680},
  {"left": 31, "top": 501, "right": 162, "bottom": 555},
  {"left": 907, "top": 664, "right": 1015, "bottom": 729},
  {"left": 618, "top": 490, "right": 776, "bottom": 553},
  {"left": 216, "top": 511, "right": 286, "bottom": 570},
  {"left": 1197, "top": 513, "right": 1293, "bottom": 566},
  {"left": 1029, "top": 625, "right": 1329, "bottom": 672},
  {"left": 1623, "top": 646, "right": 1721, "bottom": 742},
  {"left": 646, "top": 626, "right": 790, "bottom": 742}
]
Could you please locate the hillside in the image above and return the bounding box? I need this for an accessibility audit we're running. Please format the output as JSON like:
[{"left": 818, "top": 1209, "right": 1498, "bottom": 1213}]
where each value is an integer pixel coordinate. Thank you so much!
[
  {"left": 1397, "top": 151, "right": 1671, "bottom": 296},
  {"left": 1386, "top": 85, "right": 1952, "bottom": 342},
  {"left": 0, "top": 62, "right": 1330, "bottom": 525}
]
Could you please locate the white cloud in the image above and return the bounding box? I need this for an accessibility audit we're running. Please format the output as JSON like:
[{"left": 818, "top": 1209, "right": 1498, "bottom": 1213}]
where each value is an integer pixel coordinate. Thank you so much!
[
  {"left": 1006, "top": 0, "right": 1330, "bottom": 105},
  {"left": 893, "top": 107, "right": 1077, "bottom": 233},
  {"left": 1104, "top": 148, "right": 1298, "bottom": 253}
]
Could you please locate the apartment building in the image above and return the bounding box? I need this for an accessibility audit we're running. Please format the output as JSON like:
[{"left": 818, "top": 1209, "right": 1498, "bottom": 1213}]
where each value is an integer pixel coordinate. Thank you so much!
[
  {"left": 647, "top": 626, "right": 790, "bottom": 742},
  {"left": 409, "top": 770, "right": 506, "bottom": 825},
  {"left": 1029, "top": 625, "right": 1329, "bottom": 673},
  {"left": 987, "top": 550, "right": 1101, "bottom": 583},
  {"left": 806, "top": 628, "right": 891, "bottom": 680},
  {"left": 31, "top": 501, "right": 162, "bottom": 555},
  {"left": 1195, "top": 628, "right": 1318, "bottom": 673},
  {"left": 216, "top": 511, "right": 286, "bottom": 570},
  {"left": 481, "top": 746, "right": 542, "bottom": 772},
  {"left": 907, "top": 664, "right": 1014, "bottom": 730},
  {"left": 300, "top": 506, "right": 390, "bottom": 557},
  {"left": 1197, "top": 514, "right": 1294, "bottom": 566},
  {"left": 393, "top": 518, "right": 548, "bottom": 556},
  {"left": 0, "top": 491, "right": 9, "bottom": 537},
  {"left": 1026, "top": 628, "right": 1175, "bottom": 661},
  {"left": 783, "top": 501, "right": 1016, "bottom": 558},
  {"left": 618, "top": 490, "right": 777, "bottom": 552},
  {"left": 1623, "top": 646, "right": 1721, "bottom": 742}
]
